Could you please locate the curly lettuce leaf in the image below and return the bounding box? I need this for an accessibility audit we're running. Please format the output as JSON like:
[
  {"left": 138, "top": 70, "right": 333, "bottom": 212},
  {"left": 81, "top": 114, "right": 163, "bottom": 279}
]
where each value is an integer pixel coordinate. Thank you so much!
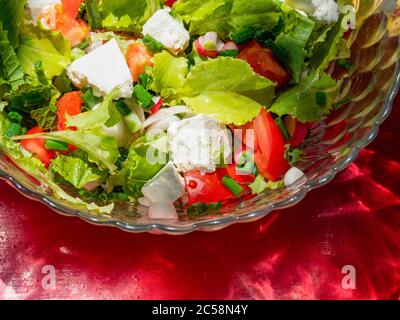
[
  {"left": 13, "top": 129, "right": 120, "bottom": 173},
  {"left": 174, "top": 0, "right": 281, "bottom": 38},
  {"left": 17, "top": 26, "right": 71, "bottom": 79},
  {"left": 99, "top": 0, "right": 160, "bottom": 33},
  {"left": 174, "top": 57, "right": 275, "bottom": 125},
  {"left": 0, "top": 0, "right": 25, "bottom": 48},
  {"left": 50, "top": 154, "right": 102, "bottom": 189},
  {"left": 151, "top": 51, "right": 188, "bottom": 97},
  {"left": 269, "top": 71, "right": 337, "bottom": 122},
  {"left": 0, "top": 22, "right": 26, "bottom": 92}
]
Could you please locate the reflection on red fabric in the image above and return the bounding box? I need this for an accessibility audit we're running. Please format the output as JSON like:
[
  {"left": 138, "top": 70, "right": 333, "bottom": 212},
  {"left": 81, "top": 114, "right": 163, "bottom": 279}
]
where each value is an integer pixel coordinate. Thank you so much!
[{"left": 0, "top": 97, "right": 399, "bottom": 300}]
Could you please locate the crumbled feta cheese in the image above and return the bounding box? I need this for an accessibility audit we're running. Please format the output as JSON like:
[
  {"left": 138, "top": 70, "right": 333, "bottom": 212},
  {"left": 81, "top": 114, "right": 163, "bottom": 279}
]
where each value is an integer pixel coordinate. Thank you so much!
[
  {"left": 284, "top": 167, "right": 307, "bottom": 187},
  {"left": 168, "top": 115, "right": 232, "bottom": 173},
  {"left": 67, "top": 39, "right": 133, "bottom": 99},
  {"left": 142, "top": 9, "right": 190, "bottom": 55},
  {"left": 142, "top": 162, "right": 185, "bottom": 203},
  {"left": 311, "top": 0, "right": 339, "bottom": 24},
  {"left": 27, "top": 0, "right": 61, "bottom": 22}
]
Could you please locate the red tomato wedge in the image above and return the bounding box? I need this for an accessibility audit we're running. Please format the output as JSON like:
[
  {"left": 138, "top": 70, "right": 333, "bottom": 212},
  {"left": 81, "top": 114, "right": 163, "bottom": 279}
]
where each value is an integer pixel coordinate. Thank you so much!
[
  {"left": 253, "top": 109, "right": 288, "bottom": 181},
  {"left": 55, "top": 5, "right": 90, "bottom": 47},
  {"left": 126, "top": 43, "right": 154, "bottom": 82},
  {"left": 226, "top": 163, "right": 256, "bottom": 184},
  {"left": 61, "top": 0, "right": 84, "bottom": 19},
  {"left": 238, "top": 40, "right": 290, "bottom": 86},
  {"left": 20, "top": 127, "right": 55, "bottom": 168},
  {"left": 57, "top": 91, "right": 83, "bottom": 131},
  {"left": 184, "top": 169, "right": 234, "bottom": 205}
]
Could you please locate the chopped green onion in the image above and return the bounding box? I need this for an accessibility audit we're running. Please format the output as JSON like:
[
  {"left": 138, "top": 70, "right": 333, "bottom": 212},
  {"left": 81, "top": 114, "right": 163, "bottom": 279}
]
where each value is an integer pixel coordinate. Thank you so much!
[
  {"left": 6, "top": 123, "right": 23, "bottom": 138},
  {"left": 45, "top": 139, "right": 69, "bottom": 152},
  {"left": 143, "top": 35, "right": 164, "bottom": 53},
  {"left": 34, "top": 61, "right": 48, "bottom": 85},
  {"left": 85, "top": 0, "right": 102, "bottom": 29},
  {"left": 133, "top": 84, "right": 154, "bottom": 109},
  {"left": 231, "top": 27, "right": 255, "bottom": 44},
  {"left": 138, "top": 73, "right": 151, "bottom": 89},
  {"left": 188, "top": 202, "right": 208, "bottom": 217},
  {"left": 236, "top": 152, "right": 256, "bottom": 174},
  {"left": 316, "top": 91, "right": 328, "bottom": 106},
  {"left": 207, "top": 202, "right": 222, "bottom": 211},
  {"left": 332, "top": 98, "right": 350, "bottom": 110},
  {"left": 219, "top": 49, "right": 239, "bottom": 57},
  {"left": 336, "top": 59, "right": 352, "bottom": 69},
  {"left": 116, "top": 100, "right": 131, "bottom": 116},
  {"left": 221, "top": 175, "right": 244, "bottom": 196},
  {"left": 275, "top": 117, "right": 291, "bottom": 141},
  {"left": 82, "top": 88, "right": 101, "bottom": 109}
]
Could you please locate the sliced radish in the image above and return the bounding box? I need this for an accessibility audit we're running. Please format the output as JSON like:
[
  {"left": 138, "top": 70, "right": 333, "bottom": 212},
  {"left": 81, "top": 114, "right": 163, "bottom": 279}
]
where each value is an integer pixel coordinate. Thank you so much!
[
  {"left": 150, "top": 96, "right": 163, "bottom": 114},
  {"left": 221, "top": 41, "right": 238, "bottom": 52},
  {"left": 195, "top": 39, "right": 218, "bottom": 58}
]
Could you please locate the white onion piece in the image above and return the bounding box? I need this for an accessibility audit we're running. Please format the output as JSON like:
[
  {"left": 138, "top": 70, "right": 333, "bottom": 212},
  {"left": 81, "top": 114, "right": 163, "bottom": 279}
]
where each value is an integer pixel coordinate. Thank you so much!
[
  {"left": 284, "top": 167, "right": 307, "bottom": 187},
  {"left": 148, "top": 202, "right": 179, "bottom": 220},
  {"left": 84, "top": 181, "right": 101, "bottom": 191},
  {"left": 148, "top": 115, "right": 180, "bottom": 132},
  {"left": 142, "top": 106, "right": 190, "bottom": 129}
]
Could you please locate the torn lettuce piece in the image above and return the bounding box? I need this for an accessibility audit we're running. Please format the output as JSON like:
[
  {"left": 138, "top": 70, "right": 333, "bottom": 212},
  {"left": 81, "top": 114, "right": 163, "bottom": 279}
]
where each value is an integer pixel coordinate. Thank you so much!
[
  {"left": 249, "top": 175, "right": 284, "bottom": 194},
  {"left": 269, "top": 71, "right": 338, "bottom": 122}
]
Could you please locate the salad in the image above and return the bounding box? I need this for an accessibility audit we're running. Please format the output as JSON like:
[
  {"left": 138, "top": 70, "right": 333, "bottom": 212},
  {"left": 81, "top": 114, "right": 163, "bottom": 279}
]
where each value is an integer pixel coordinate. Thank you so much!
[{"left": 0, "top": 0, "right": 355, "bottom": 220}]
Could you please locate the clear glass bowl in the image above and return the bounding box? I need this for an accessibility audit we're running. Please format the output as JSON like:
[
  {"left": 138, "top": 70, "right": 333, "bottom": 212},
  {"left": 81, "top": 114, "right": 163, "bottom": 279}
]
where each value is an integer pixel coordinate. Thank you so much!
[{"left": 1, "top": 1, "right": 399, "bottom": 234}]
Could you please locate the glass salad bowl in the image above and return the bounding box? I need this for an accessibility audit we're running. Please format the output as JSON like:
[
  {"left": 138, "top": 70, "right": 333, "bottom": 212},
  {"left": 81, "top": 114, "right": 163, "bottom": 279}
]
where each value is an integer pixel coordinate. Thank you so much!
[{"left": 1, "top": 1, "right": 399, "bottom": 234}]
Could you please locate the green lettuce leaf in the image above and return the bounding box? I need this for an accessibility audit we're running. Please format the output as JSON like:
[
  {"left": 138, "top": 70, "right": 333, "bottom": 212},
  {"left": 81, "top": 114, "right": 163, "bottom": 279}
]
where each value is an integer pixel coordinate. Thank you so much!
[
  {"left": 269, "top": 71, "right": 338, "bottom": 122},
  {"left": 30, "top": 104, "right": 57, "bottom": 130},
  {"left": 13, "top": 129, "right": 120, "bottom": 173},
  {"left": 151, "top": 51, "right": 188, "bottom": 97},
  {"left": 50, "top": 154, "right": 102, "bottom": 189},
  {"left": 0, "top": 22, "right": 26, "bottom": 92},
  {"left": 99, "top": 0, "right": 160, "bottom": 33},
  {"left": 174, "top": 57, "right": 275, "bottom": 125},
  {"left": 183, "top": 92, "right": 262, "bottom": 126},
  {"left": 0, "top": 0, "right": 25, "bottom": 48},
  {"left": 17, "top": 25, "right": 71, "bottom": 79},
  {"left": 249, "top": 175, "right": 284, "bottom": 194},
  {"left": 122, "top": 134, "right": 167, "bottom": 198},
  {"left": 174, "top": 0, "right": 281, "bottom": 38}
]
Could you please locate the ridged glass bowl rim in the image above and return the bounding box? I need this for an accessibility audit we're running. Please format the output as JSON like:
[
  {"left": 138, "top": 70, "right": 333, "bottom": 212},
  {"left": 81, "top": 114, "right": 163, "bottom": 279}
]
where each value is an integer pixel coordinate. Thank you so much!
[{"left": 1, "top": 65, "right": 399, "bottom": 234}]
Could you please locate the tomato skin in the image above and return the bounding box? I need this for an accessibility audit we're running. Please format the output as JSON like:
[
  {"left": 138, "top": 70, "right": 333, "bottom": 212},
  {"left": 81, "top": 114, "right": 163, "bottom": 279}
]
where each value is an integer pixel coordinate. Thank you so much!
[
  {"left": 226, "top": 163, "right": 256, "bottom": 184},
  {"left": 184, "top": 169, "right": 234, "bottom": 205},
  {"left": 253, "top": 109, "right": 288, "bottom": 181},
  {"left": 57, "top": 91, "right": 83, "bottom": 131},
  {"left": 126, "top": 43, "right": 154, "bottom": 82},
  {"left": 195, "top": 39, "right": 218, "bottom": 58},
  {"left": 284, "top": 116, "right": 310, "bottom": 148},
  {"left": 20, "top": 127, "right": 55, "bottom": 168},
  {"left": 165, "top": 0, "right": 177, "bottom": 7},
  {"left": 238, "top": 40, "right": 290, "bottom": 86},
  {"left": 61, "top": 0, "right": 84, "bottom": 19}
]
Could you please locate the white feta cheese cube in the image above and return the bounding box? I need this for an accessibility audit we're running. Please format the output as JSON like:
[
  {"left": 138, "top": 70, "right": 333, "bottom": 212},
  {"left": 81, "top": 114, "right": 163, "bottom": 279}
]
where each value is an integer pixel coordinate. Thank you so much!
[
  {"left": 168, "top": 115, "right": 232, "bottom": 173},
  {"left": 28, "top": 0, "right": 61, "bottom": 22},
  {"left": 142, "top": 9, "right": 190, "bottom": 55},
  {"left": 311, "top": 0, "right": 339, "bottom": 24},
  {"left": 67, "top": 39, "right": 133, "bottom": 99},
  {"left": 142, "top": 162, "right": 185, "bottom": 203}
]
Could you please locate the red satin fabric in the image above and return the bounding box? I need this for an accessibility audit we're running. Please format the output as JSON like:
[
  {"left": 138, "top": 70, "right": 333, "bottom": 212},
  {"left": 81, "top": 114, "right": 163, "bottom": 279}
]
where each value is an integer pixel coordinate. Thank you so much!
[{"left": 0, "top": 96, "right": 399, "bottom": 300}]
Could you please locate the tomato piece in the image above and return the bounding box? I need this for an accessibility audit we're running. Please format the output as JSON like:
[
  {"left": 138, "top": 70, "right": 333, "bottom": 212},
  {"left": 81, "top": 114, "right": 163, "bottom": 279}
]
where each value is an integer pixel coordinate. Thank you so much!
[
  {"left": 195, "top": 39, "right": 218, "bottom": 58},
  {"left": 61, "top": 0, "right": 84, "bottom": 19},
  {"left": 57, "top": 91, "right": 83, "bottom": 131},
  {"left": 284, "top": 116, "right": 310, "bottom": 148},
  {"left": 238, "top": 40, "right": 290, "bottom": 86},
  {"left": 226, "top": 163, "right": 256, "bottom": 184},
  {"left": 232, "top": 122, "right": 258, "bottom": 152},
  {"left": 165, "top": 0, "right": 177, "bottom": 7},
  {"left": 55, "top": 5, "right": 90, "bottom": 47},
  {"left": 20, "top": 127, "right": 55, "bottom": 168},
  {"left": 184, "top": 169, "right": 235, "bottom": 205},
  {"left": 253, "top": 109, "right": 288, "bottom": 181},
  {"left": 126, "top": 43, "right": 154, "bottom": 82}
]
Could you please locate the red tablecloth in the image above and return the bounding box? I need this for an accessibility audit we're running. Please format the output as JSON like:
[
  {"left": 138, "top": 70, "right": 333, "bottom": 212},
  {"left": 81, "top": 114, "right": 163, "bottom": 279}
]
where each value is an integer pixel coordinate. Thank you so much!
[{"left": 0, "top": 96, "right": 399, "bottom": 300}]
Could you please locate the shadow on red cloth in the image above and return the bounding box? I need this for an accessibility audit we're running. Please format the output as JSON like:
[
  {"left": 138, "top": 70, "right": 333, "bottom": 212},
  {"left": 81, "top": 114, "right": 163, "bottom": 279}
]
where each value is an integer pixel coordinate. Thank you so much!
[{"left": 0, "top": 97, "right": 399, "bottom": 300}]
